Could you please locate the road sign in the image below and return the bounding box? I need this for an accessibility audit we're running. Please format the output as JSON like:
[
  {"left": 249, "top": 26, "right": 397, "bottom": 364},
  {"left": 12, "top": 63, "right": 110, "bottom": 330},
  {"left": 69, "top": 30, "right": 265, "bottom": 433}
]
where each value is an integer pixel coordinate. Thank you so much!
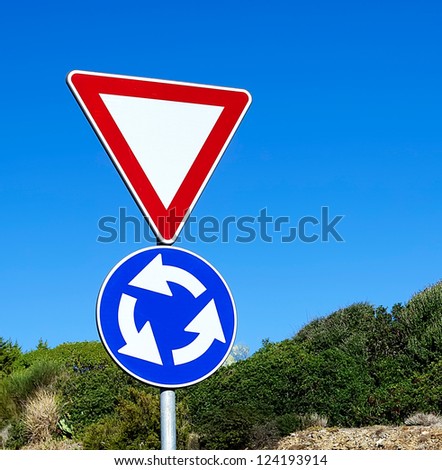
[
  {"left": 96, "top": 246, "right": 237, "bottom": 388},
  {"left": 67, "top": 70, "right": 251, "bottom": 244}
]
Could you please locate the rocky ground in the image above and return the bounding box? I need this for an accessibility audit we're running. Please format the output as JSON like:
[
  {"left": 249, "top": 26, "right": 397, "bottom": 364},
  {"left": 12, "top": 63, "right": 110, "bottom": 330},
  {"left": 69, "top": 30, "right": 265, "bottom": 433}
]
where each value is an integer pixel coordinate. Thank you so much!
[{"left": 277, "top": 425, "right": 442, "bottom": 450}]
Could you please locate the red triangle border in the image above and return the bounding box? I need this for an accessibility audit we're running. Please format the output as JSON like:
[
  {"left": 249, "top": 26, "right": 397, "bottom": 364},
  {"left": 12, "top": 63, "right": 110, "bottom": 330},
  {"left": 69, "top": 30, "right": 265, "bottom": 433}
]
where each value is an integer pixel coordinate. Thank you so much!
[{"left": 67, "top": 70, "right": 252, "bottom": 244}]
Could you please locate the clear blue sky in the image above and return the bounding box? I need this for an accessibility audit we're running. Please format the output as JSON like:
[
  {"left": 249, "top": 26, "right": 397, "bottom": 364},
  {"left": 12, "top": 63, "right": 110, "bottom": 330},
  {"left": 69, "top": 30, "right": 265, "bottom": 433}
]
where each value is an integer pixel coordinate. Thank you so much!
[{"left": 1, "top": 1, "right": 441, "bottom": 354}]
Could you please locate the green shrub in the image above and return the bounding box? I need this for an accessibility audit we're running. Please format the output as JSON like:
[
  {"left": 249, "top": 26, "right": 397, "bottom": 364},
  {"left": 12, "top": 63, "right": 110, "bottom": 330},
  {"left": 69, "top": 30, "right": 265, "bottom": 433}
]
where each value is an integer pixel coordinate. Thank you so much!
[
  {"left": 411, "top": 359, "right": 442, "bottom": 413},
  {"left": 175, "top": 391, "right": 192, "bottom": 450},
  {"left": 295, "top": 347, "right": 373, "bottom": 427},
  {"left": 80, "top": 415, "right": 124, "bottom": 450},
  {"left": 188, "top": 283, "right": 442, "bottom": 449},
  {"left": 14, "top": 341, "right": 111, "bottom": 371},
  {"left": 12, "top": 341, "right": 140, "bottom": 436},
  {"left": 293, "top": 303, "right": 406, "bottom": 367},
  {"left": 4, "top": 419, "right": 27, "bottom": 450},
  {"left": 59, "top": 361, "right": 138, "bottom": 434},
  {"left": 2, "top": 360, "right": 61, "bottom": 411},
  {"left": 399, "top": 282, "right": 442, "bottom": 365},
  {"left": 188, "top": 339, "right": 375, "bottom": 448},
  {"left": 367, "top": 377, "right": 416, "bottom": 424},
  {"left": 275, "top": 413, "right": 304, "bottom": 435},
  {"left": 81, "top": 387, "right": 160, "bottom": 450},
  {"left": 294, "top": 303, "right": 377, "bottom": 354},
  {"left": 0, "top": 380, "right": 16, "bottom": 427},
  {"left": 248, "top": 420, "right": 280, "bottom": 450},
  {"left": 194, "top": 405, "right": 256, "bottom": 450}
]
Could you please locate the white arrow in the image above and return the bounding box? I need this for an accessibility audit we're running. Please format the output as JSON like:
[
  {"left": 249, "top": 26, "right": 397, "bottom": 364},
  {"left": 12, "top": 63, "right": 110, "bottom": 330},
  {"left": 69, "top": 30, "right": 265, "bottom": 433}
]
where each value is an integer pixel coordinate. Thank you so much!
[
  {"left": 129, "top": 253, "right": 206, "bottom": 298},
  {"left": 117, "top": 293, "right": 163, "bottom": 365},
  {"left": 172, "top": 299, "right": 226, "bottom": 365}
]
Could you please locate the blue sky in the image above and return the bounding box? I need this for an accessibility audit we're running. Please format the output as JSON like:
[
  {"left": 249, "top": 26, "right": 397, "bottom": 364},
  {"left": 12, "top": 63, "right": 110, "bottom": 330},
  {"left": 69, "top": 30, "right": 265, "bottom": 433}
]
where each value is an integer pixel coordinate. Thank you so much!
[{"left": 1, "top": 1, "right": 441, "bottom": 355}]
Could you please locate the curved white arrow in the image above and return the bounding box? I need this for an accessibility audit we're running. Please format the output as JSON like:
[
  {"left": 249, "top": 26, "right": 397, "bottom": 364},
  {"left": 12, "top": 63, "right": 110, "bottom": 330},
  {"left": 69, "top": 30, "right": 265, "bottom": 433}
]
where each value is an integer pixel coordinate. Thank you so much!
[
  {"left": 129, "top": 254, "right": 206, "bottom": 298},
  {"left": 172, "top": 299, "right": 226, "bottom": 365},
  {"left": 117, "top": 293, "right": 163, "bottom": 364}
]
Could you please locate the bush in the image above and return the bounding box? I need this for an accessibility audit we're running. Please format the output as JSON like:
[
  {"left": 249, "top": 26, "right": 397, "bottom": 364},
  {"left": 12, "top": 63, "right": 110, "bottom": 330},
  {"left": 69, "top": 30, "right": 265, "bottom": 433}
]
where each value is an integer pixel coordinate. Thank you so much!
[
  {"left": 294, "top": 303, "right": 407, "bottom": 369},
  {"left": 294, "top": 303, "right": 377, "bottom": 354},
  {"left": 193, "top": 405, "right": 257, "bottom": 450},
  {"left": 275, "top": 414, "right": 304, "bottom": 436},
  {"left": 188, "top": 340, "right": 374, "bottom": 448},
  {"left": 81, "top": 387, "right": 160, "bottom": 450},
  {"left": 297, "top": 347, "right": 373, "bottom": 427},
  {"left": 1, "top": 341, "right": 165, "bottom": 448},
  {"left": 0, "top": 383, "right": 16, "bottom": 428},
  {"left": 14, "top": 341, "right": 142, "bottom": 436},
  {"left": 188, "top": 283, "right": 442, "bottom": 449},
  {"left": 410, "top": 358, "right": 442, "bottom": 413},
  {"left": 59, "top": 361, "right": 139, "bottom": 435},
  {"left": 14, "top": 341, "right": 111, "bottom": 371},
  {"left": 4, "top": 419, "right": 27, "bottom": 450},
  {"left": 1, "top": 360, "right": 61, "bottom": 413},
  {"left": 368, "top": 377, "right": 416, "bottom": 424},
  {"left": 248, "top": 420, "right": 280, "bottom": 450},
  {"left": 81, "top": 415, "right": 124, "bottom": 450},
  {"left": 274, "top": 413, "right": 326, "bottom": 435},
  {"left": 399, "top": 282, "right": 442, "bottom": 365}
]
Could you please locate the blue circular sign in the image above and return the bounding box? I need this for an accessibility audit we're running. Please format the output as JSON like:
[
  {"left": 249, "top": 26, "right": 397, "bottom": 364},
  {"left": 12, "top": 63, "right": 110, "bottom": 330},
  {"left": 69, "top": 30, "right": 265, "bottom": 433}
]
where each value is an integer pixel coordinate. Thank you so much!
[{"left": 96, "top": 246, "right": 237, "bottom": 388}]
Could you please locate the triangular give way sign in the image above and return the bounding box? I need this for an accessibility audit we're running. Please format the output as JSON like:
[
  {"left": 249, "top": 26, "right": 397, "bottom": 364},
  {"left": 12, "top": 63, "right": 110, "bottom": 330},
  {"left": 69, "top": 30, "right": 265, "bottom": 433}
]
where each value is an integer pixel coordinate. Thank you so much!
[{"left": 67, "top": 70, "right": 252, "bottom": 244}]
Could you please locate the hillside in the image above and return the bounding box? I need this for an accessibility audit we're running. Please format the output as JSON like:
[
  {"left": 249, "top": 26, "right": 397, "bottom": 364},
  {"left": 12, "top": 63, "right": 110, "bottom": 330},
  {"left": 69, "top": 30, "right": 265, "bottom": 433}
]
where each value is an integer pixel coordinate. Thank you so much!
[{"left": 1, "top": 281, "right": 442, "bottom": 450}]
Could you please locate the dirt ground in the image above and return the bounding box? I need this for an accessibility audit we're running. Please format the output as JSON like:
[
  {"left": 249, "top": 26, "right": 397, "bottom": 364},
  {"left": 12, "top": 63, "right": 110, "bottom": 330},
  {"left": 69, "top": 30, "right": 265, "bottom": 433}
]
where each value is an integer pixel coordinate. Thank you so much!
[{"left": 277, "top": 425, "right": 442, "bottom": 450}]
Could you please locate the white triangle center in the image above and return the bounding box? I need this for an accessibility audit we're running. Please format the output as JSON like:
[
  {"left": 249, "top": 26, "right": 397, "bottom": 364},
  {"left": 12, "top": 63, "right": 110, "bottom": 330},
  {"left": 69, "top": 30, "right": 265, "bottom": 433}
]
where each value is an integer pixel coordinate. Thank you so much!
[{"left": 99, "top": 93, "right": 224, "bottom": 209}]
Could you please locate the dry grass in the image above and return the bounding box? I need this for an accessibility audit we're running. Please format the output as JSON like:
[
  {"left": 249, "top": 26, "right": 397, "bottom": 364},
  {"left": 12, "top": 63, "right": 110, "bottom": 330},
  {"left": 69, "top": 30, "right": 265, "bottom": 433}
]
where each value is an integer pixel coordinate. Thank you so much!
[
  {"left": 302, "top": 413, "right": 328, "bottom": 429},
  {"left": 23, "top": 438, "right": 82, "bottom": 450},
  {"left": 23, "top": 388, "right": 59, "bottom": 444},
  {"left": 404, "top": 412, "right": 442, "bottom": 427},
  {"left": 278, "top": 425, "right": 442, "bottom": 450}
]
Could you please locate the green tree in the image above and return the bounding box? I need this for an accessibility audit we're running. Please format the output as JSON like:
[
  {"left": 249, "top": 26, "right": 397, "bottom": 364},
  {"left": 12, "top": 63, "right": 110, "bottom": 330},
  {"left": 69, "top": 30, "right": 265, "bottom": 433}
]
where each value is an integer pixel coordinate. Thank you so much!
[{"left": 0, "top": 338, "right": 21, "bottom": 378}]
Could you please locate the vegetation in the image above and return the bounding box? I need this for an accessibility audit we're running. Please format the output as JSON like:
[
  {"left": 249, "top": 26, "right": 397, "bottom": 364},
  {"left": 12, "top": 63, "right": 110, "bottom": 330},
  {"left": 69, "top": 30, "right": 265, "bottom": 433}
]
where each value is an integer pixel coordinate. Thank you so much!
[{"left": 0, "top": 281, "right": 441, "bottom": 449}]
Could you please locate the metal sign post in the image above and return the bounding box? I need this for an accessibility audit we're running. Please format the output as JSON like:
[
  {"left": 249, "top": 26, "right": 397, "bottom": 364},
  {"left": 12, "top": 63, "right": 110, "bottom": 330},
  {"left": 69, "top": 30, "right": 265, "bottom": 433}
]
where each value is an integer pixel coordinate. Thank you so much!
[
  {"left": 160, "top": 388, "right": 176, "bottom": 450},
  {"left": 157, "top": 241, "right": 176, "bottom": 451}
]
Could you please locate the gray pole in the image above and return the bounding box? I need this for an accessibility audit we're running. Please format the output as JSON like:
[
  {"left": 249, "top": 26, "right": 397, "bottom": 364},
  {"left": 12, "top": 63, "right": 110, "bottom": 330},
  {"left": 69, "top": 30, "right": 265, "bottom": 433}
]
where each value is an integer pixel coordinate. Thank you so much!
[
  {"left": 156, "top": 240, "right": 177, "bottom": 450},
  {"left": 160, "top": 388, "right": 176, "bottom": 449}
]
